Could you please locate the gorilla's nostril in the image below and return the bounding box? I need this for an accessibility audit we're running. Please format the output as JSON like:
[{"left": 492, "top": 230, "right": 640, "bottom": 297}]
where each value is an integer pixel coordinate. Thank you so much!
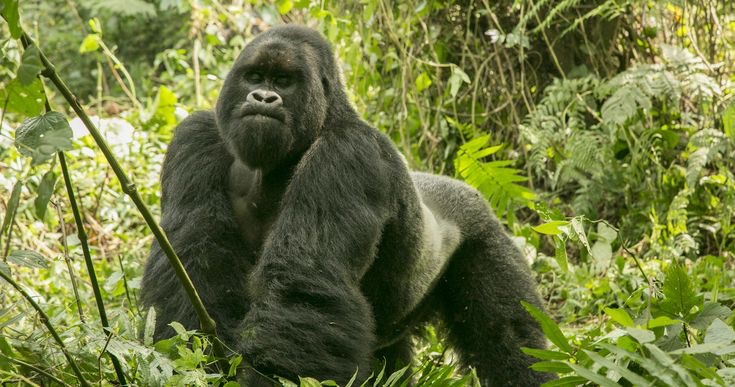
[{"left": 247, "top": 90, "right": 282, "bottom": 107}]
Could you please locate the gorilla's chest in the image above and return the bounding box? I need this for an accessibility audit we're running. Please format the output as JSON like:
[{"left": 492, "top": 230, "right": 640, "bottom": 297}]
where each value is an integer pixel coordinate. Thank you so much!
[{"left": 227, "top": 160, "right": 281, "bottom": 249}]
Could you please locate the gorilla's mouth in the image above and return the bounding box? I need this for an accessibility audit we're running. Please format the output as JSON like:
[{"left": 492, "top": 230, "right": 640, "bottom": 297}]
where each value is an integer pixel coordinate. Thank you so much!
[{"left": 240, "top": 106, "right": 287, "bottom": 123}]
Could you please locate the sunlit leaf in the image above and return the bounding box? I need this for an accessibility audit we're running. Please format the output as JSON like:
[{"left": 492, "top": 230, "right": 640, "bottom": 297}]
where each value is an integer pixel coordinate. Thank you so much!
[
  {"left": 277, "top": 0, "right": 293, "bottom": 14},
  {"left": 79, "top": 34, "right": 100, "bottom": 53},
  {"left": 0, "top": 78, "right": 46, "bottom": 116},
  {"left": 533, "top": 220, "right": 570, "bottom": 235},
  {"left": 604, "top": 307, "right": 634, "bottom": 327},
  {"left": 415, "top": 72, "right": 432, "bottom": 92}
]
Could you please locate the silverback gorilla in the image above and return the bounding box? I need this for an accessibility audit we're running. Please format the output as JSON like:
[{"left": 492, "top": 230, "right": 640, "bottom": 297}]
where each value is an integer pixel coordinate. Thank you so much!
[{"left": 141, "top": 25, "right": 551, "bottom": 386}]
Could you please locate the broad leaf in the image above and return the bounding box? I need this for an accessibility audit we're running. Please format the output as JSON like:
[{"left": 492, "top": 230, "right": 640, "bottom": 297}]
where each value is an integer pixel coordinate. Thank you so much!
[
  {"left": 659, "top": 264, "right": 703, "bottom": 318},
  {"left": 15, "top": 111, "right": 73, "bottom": 165},
  {"left": 704, "top": 319, "right": 735, "bottom": 345},
  {"left": 415, "top": 72, "right": 432, "bottom": 92},
  {"left": 604, "top": 307, "right": 634, "bottom": 327},
  {"left": 690, "top": 302, "right": 732, "bottom": 330},
  {"left": 0, "top": 78, "right": 45, "bottom": 116},
  {"left": 533, "top": 221, "right": 570, "bottom": 235}
]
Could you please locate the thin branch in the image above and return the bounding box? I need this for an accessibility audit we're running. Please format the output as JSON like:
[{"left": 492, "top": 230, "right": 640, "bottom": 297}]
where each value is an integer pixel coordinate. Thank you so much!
[
  {"left": 17, "top": 31, "right": 226, "bottom": 364},
  {"left": 54, "top": 200, "right": 85, "bottom": 322},
  {"left": 58, "top": 151, "right": 128, "bottom": 385}
]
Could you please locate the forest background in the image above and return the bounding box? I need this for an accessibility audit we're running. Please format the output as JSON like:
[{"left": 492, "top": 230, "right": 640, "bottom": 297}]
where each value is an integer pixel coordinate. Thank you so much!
[{"left": 1, "top": 0, "right": 734, "bottom": 386}]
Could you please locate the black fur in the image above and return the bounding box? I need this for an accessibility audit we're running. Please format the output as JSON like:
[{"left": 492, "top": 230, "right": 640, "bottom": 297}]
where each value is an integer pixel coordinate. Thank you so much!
[{"left": 141, "top": 25, "right": 552, "bottom": 386}]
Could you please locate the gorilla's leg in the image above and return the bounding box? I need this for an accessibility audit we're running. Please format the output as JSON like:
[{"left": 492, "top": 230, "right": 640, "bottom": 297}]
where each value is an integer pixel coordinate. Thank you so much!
[{"left": 437, "top": 234, "right": 552, "bottom": 386}]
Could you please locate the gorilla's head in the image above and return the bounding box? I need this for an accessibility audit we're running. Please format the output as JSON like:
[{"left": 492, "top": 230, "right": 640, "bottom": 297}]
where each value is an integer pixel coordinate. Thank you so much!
[{"left": 216, "top": 25, "right": 350, "bottom": 169}]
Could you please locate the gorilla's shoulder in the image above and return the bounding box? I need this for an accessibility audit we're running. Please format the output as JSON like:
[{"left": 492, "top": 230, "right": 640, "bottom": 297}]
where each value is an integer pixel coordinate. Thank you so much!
[
  {"left": 173, "top": 111, "right": 217, "bottom": 137},
  {"left": 164, "top": 110, "right": 231, "bottom": 173},
  {"left": 168, "top": 110, "right": 226, "bottom": 153}
]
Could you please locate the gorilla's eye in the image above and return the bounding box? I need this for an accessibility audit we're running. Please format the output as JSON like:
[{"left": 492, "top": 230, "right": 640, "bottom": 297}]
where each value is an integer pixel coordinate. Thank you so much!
[
  {"left": 246, "top": 72, "right": 264, "bottom": 83},
  {"left": 274, "top": 75, "right": 292, "bottom": 88}
]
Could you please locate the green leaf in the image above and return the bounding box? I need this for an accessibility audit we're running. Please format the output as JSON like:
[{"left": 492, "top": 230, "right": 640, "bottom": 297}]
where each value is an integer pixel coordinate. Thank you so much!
[
  {"left": 659, "top": 264, "right": 703, "bottom": 318},
  {"left": 691, "top": 302, "right": 732, "bottom": 330},
  {"left": 567, "top": 363, "right": 622, "bottom": 387},
  {"left": 530, "top": 361, "right": 572, "bottom": 373},
  {"left": 298, "top": 377, "right": 322, "bottom": 387},
  {"left": 0, "top": 78, "right": 46, "bottom": 116},
  {"left": 143, "top": 307, "right": 156, "bottom": 346},
  {"left": 448, "top": 65, "right": 470, "bottom": 98},
  {"left": 521, "top": 301, "right": 573, "bottom": 353},
  {"left": 533, "top": 221, "right": 570, "bottom": 235},
  {"left": 14, "top": 111, "right": 73, "bottom": 165},
  {"left": 680, "top": 354, "right": 723, "bottom": 383},
  {"left": 169, "top": 321, "right": 191, "bottom": 340},
  {"left": 79, "top": 34, "right": 100, "bottom": 53},
  {"left": 277, "top": 0, "right": 293, "bottom": 14},
  {"left": 704, "top": 318, "right": 735, "bottom": 345},
  {"left": 583, "top": 350, "right": 651, "bottom": 386},
  {"left": 644, "top": 343, "right": 696, "bottom": 386},
  {"left": 570, "top": 218, "right": 591, "bottom": 253},
  {"left": 1, "top": 181, "right": 22, "bottom": 240},
  {"left": 540, "top": 376, "right": 587, "bottom": 387},
  {"left": 646, "top": 316, "right": 680, "bottom": 329},
  {"left": 553, "top": 236, "right": 569, "bottom": 272},
  {"left": 626, "top": 327, "right": 655, "bottom": 343},
  {"left": 521, "top": 347, "right": 570, "bottom": 360},
  {"left": 18, "top": 44, "right": 43, "bottom": 85},
  {"left": 7, "top": 250, "right": 48, "bottom": 269},
  {"left": 34, "top": 169, "right": 57, "bottom": 220},
  {"left": 415, "top": 72, "right": 432, "bottom": 92},
  {"left": 604, "top": 307, "right": 634, "bottom": 327},
  {"left": 0, "top": 0, "right": 20, "bottom": 38},
  {"left": 88, "top": 18, "right": 102, "bottom": 34}
]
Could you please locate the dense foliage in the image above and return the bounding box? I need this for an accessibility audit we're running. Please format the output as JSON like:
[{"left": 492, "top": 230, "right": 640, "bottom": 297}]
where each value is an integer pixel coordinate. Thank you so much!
[{"left": 1, "top": 0, "right": 734, "bottom": 386}]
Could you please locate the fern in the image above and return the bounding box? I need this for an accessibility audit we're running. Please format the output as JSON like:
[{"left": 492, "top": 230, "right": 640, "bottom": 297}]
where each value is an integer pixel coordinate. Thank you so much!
[
  {"left": 686, "top": 129, "right": 728, "bottom": 187},
  {"left": 454, "top": 135, "right": 535, "bottom": 217}
]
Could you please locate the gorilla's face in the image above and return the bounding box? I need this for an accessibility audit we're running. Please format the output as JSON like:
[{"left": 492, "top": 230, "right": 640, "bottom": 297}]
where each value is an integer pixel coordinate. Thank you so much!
[{"left": 216, "top": 32, "right": 329, "bottom": 169}]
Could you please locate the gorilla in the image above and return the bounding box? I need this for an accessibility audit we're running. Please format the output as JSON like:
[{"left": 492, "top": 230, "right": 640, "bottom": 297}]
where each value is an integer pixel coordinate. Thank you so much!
[{"left": 141, "top": 25, "right": 551, "bottom": 386}]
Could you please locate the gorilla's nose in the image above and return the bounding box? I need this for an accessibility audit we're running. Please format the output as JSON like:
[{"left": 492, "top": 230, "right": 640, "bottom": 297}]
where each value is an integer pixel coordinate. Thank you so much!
[{"left": 248, "top": 89, "right": 283, "bottom": 107}]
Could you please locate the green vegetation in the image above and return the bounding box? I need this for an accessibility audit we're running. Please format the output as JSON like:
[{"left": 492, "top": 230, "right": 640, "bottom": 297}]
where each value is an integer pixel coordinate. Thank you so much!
[{"left": 1, "top": 0, "right": 734, "bottom": 385}]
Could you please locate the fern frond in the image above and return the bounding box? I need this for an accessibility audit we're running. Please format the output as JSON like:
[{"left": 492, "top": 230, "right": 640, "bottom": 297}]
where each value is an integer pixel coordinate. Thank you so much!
[{"left": 454, "top": 135, "right": 535, "bottom": 216}]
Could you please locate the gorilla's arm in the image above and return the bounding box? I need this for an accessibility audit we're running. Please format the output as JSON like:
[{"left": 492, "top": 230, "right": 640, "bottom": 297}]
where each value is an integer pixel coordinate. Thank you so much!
[
  {"left": 239, "top": 126, "right": 396, "bottom": 383},
  {"left": 141, "top": 112, "right": 251, "bottom": 344}
]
